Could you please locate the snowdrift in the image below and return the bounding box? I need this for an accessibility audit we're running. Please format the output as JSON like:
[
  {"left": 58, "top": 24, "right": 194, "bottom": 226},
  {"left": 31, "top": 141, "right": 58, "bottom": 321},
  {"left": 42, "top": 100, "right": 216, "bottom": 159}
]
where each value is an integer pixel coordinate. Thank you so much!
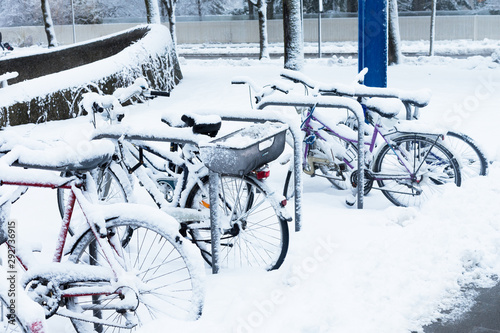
[{"left": 0, "top": 24, "right": 181, "bottom": 127}]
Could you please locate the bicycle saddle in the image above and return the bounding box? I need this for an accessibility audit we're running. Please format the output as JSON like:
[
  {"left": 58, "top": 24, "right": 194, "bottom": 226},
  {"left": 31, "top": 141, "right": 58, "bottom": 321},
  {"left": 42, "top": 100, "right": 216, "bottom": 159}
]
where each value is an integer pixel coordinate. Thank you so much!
[
  {"left": 181, "top": 114, "right": 221, "bottom": 137},
  {"left": 10, "top": 139, "right": 115, "bottom": 172},
  {"left": 162, "top": 113, "right": 221, "bottom": 137},
  {"left": 364, "top": 97, "right": 404, "bottom": 119}
]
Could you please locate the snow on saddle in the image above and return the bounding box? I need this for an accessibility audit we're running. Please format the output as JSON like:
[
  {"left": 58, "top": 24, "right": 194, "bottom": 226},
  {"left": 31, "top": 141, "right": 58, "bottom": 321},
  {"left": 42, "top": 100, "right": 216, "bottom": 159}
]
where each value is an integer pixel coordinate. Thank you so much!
[
  {"left": 162, "top": 112, "right": 222, "bottom": 137},
  {"left": 7, "top": 139, "right": 115, "bottom": 172}
]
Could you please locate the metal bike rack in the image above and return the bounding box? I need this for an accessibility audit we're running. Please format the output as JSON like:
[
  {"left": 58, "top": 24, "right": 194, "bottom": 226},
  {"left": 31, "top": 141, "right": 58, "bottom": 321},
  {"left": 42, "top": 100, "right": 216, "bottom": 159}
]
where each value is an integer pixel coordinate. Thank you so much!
[
  {"left": 256, "top": 94, "right": 366, "bottom": 210},
  {"left": 188, "top": 108, "right": 303, "bottom": 233}
]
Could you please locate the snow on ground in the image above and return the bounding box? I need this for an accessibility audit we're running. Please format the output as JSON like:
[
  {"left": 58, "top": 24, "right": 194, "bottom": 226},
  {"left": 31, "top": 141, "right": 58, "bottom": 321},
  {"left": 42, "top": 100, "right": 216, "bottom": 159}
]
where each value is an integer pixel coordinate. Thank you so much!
[
  {"left": 138, "top": 54, "right": 500, "bottom": 333},
  {"left": 177, "top": 39, "right": 500, "bottom": 56},
  {"left": 4, "top": 43, "right": 500, "bottom": 333}
]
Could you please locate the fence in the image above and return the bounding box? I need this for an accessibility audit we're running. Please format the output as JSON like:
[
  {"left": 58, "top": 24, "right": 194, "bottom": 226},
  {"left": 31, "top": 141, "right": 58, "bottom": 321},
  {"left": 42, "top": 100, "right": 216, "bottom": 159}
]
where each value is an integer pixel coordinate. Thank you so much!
[{"left": 1, "top": 15, "right": 499, "bottom": 47}]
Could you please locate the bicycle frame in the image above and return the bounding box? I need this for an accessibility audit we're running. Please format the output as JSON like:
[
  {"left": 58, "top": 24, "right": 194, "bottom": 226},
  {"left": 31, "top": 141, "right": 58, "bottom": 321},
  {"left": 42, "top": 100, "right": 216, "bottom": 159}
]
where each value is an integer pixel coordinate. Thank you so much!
[
  {"left": 301, "top": 105, "right": 444, "bottom": 185},
  {"left": 117, "top": 138, "right": 209, "bottom": 210},
  {"left": 0, "top": 167, "right": 141, "bottom": 329},
  {"left": 3, "top": 174, "right": 125, "bottom": 274}
]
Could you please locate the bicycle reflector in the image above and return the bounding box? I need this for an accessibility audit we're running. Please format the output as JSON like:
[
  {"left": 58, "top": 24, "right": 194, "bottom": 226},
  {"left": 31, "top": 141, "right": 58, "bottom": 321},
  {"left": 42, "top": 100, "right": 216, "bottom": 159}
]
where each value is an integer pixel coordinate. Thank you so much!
[{"left": 253, "top": 165, "right": 270, "bottom": 180}]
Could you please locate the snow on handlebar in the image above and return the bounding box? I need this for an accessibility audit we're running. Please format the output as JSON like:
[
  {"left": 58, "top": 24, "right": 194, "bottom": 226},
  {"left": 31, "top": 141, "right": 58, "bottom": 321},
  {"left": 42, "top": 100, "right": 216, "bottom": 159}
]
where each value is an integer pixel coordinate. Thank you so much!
[
  {"left": 232, "top": 76, "right": 291, "bottom": 95},
  {"left": 80, "top": 92, "right": 124, "bottom": 124},
  {"left": 280, "top": 69, "right": 431, "bottom": 107},
  {"left": 231, "top": 76, "right": 261, "bottom": 90},
  {"left": 79, "top": 77, "right": 170, "bottom": 124},
  {"left": 81, "top": 92, "right": 120, "bottom": 113},
  {"left": 112, "top": 77, "right": 170, "bottom": 102},
  {"left": 113, "top": 77, "right": 149, "bottom": 103},
  {"left": 231, "top": 76, "right": 292, "bottom": 106}
]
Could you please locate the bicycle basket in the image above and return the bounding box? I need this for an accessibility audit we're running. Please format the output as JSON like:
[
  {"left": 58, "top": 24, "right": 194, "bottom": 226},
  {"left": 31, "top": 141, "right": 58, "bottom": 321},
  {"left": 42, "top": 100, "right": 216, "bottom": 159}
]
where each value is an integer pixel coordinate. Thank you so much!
[{"left": 199, "top": 122, "right": 288, "bottom": 176}]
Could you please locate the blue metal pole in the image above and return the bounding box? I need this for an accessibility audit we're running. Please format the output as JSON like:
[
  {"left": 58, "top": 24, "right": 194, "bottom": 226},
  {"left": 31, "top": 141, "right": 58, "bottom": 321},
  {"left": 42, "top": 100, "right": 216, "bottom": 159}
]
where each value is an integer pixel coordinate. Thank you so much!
[
  {"left": 358, "top": 0, "right": 388, "bottom": 88},
  {"left": 358, "top": 0, "right": 365, "bottom": 78}
]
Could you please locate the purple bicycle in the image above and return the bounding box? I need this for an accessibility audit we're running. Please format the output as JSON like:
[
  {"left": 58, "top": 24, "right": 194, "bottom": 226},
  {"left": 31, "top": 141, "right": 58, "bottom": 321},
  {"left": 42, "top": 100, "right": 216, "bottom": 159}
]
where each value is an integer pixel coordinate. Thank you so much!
[{"left": 235, "top": 73, "right": 462, "bottom": 207}]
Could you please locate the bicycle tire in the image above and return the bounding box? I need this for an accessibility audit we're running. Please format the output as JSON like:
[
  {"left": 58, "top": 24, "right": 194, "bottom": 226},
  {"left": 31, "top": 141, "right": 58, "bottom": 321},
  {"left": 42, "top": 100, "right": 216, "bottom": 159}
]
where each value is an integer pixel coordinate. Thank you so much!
[
  {"left": 57, "top": 165, "right": 128, "bottom": 219},
  {"left": 445, "top": 131, "right": 488, "bottom": 178},
  {"left": 185, "top": 175, "right": 289, "bottom": 271},
  {"left": 67, "top": 206, "right": 205, "bottom": 332},
  {"left": 373, "top": 134, "right": 461, "bottom": 207},
  {"left": 283, "top": 169, "right": 294, "bottom": 199}
]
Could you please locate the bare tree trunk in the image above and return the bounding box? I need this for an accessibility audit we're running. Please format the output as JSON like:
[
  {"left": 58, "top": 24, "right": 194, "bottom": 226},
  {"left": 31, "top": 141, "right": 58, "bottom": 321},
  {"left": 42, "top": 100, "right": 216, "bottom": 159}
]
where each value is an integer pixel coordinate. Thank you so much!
[
  {"left": 267, "top": 0, "right": 275, "bottom": 19},
  {"left": 197, "top": 0, "right": 202, "bottom": 19},
  {"left": 346, "top": 0, "right": 357, "bottom": 12},
  {"left": 429, "top": 0, "right": 437, "bottom": 56},
  {"left": 162, "top": 0, "right": 178, "bottom": 49},
  {"left": 388, "top": 0, "right": 402, "bottom": 64},
  {"left": 257, "top": 0, "right": 269, "bottom": 59},
  {"left": 41, "top": 0, "right": 58, "bottom": 47},
  {"left": 248, "top": 0, "right": 255, "bottom": 19},
  {"left": 283, "top": 0, "right": 304, "bottom": 70},
  {"left": 145, "top": 0, "right": 161, "bottom": 24}
]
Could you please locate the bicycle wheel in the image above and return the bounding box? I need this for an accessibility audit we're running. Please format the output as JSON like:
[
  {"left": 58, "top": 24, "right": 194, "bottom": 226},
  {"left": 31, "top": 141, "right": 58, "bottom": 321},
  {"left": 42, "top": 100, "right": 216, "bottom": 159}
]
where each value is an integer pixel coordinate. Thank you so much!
[
  {"left": 373, "top": 134, "right": 461, "bottom": 207},
  {"left": 185, "top": 175, "right": 289, "bottom": 271},
  {"left": 445, "top": 131, "right": 488, "bottom": 178},
  {"left": 67, "top": 207, "right": 204, "bottom": 332},
  {"left": 57, "top": 165, "right": 128, "bottom": 219}
]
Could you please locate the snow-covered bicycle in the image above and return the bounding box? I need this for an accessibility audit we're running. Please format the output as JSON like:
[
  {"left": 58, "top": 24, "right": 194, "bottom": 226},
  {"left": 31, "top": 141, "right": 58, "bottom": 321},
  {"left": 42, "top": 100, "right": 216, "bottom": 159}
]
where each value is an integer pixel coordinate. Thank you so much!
[
  {"left": 280, "top": 69, "right": 488, "bottom": 181},
  {"left": 0, "top": 135, "right": 205, "bottom": 332},
  {"left": 234, "top": 72, "right": 463, "bottom": 207},
  {"left": 58, "top": 80, "right": 292, "bottom": 271}
]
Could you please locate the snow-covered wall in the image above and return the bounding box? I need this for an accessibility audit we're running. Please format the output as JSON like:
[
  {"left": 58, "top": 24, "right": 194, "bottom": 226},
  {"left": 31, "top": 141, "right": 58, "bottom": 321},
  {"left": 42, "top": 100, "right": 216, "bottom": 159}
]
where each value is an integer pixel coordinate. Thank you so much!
[{"left": 0, "top": 24, "right": 181, "bottom": 127}]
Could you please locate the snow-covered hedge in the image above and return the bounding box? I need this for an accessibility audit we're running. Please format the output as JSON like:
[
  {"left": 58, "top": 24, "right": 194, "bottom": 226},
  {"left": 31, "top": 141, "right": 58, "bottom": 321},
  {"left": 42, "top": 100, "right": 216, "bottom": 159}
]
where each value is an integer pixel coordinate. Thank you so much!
[{"left": 0, "top": 24, "right": 181, "bottom": 127}]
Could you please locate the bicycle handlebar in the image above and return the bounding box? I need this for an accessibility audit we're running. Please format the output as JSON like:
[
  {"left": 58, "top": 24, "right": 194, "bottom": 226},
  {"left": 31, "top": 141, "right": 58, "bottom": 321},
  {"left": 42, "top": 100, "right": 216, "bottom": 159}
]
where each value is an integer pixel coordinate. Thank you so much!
[
  {"left": 79, "top": 77, "right": 170, "bottom": 123},
  {"left": 231, "top": 76, "right": 290, "bottom": 105},
  {"left": 149, "top": 90, "right": 170, "bottom": 97},
  {"left": 112, "top": 77, "right": 169, "bottom": 103},
  {"left": 280, "top": 69, "right": 431, "bottom": 108}
]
